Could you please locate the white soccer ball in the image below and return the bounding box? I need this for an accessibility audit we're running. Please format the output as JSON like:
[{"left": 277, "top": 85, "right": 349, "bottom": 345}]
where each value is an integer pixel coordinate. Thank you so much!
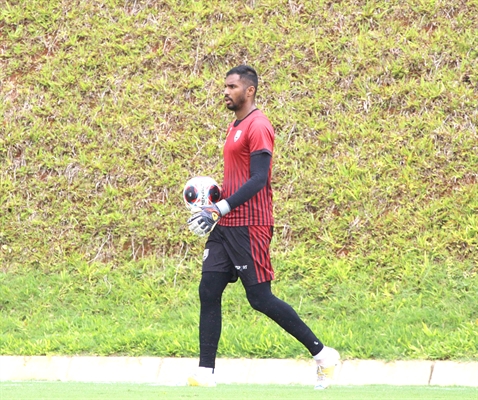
[{"left": 183, "top": 176, "right": 221, "bottom": 210}]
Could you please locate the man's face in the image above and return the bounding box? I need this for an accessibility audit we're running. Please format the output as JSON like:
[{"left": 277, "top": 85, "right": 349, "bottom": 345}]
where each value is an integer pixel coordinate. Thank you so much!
[{"left": 224, "top": 74, "right": 249, "bottom": 111}]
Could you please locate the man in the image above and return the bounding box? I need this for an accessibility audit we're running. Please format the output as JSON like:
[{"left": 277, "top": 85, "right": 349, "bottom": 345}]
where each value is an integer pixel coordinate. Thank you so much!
[{"left": 187, "top": 65, "right": 339, "bottom": 389}]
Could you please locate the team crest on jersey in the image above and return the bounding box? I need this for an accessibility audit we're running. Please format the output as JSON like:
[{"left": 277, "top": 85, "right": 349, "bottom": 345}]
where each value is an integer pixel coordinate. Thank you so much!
[
  {"left": 203, "top": 249, "right": 209, "bottom": 261},
  {"left": 234, "top": 130, "right": 242, "bottom": 142}
]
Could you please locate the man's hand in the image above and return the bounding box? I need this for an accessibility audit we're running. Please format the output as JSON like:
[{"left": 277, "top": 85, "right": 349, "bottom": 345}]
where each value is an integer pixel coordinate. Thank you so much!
[
  {"left": 187, "top": 199, "right": 231, "bottom": 237},
  {"left": 187, "top": 204, "right": 222, "bottom": 237}
]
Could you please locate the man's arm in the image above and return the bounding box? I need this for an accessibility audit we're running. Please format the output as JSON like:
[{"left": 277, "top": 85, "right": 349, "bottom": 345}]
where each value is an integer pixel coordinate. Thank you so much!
[{"left": 224, "top": 151, "right": 271, "bottom": 210}]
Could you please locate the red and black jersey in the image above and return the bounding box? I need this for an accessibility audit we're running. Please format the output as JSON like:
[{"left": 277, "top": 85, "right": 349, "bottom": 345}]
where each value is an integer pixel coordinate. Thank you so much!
[{"left": 219, "top": 109, "right": 274, "bottom": 227}]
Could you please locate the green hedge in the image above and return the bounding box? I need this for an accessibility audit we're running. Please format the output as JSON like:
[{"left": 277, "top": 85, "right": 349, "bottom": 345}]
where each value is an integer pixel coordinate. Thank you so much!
[{"left": 1, "top": 0, "right": 477, "bottom": 360}]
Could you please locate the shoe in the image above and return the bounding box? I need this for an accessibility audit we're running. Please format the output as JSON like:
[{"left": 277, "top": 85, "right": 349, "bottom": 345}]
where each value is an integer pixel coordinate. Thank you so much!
[
  {"left": 187, "top": 373, "right": 217, "bottom": 387},
  {"left": 314, "top": 346, "right": 340, "bottom": 390}
]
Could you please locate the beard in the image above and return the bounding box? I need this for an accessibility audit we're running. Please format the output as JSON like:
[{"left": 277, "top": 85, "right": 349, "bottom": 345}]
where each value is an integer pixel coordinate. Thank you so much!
[
  {"left": 225, "top": 101, "right": 237, "bottom": 111},
  {"left": 225, "top": 93, "right": 247, "bottom": 111}
]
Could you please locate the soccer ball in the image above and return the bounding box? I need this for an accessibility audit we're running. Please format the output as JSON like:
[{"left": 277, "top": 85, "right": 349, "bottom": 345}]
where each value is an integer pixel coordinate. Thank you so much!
[{"left": 183, "top": 176, "right": 221, "bottom": 210}]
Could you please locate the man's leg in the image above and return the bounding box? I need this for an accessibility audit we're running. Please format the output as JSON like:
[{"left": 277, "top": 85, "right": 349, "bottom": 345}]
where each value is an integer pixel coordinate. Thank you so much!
[
  {"left": 244, "top": 281, "right": 324, "bottom": 355},
  {"left": 220, "top": 225, "right": 339, "bottom": 389},
  {"left": 188, "top": 271, "right": 230, "bottom": 387},
  {"left": 244, "top": 281, "right": 340, "bottom": 389},
  {"left": 198, "top": 271, "right": 230, "bottom": 369}
]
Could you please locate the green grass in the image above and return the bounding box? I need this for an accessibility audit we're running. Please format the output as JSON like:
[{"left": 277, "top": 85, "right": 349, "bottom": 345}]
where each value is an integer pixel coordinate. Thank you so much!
[
  {"left": 1, "top": 383, "right": 477, "bottom": 400},
  {"left": 1, "top": 0, "right": 477, "bottom": 360},
  {"left": 1, "top": 263, "right": 477, "bottom": 359}
]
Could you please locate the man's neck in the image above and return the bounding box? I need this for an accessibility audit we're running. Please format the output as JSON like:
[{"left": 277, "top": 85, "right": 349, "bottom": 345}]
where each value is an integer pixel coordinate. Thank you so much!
[{"left": 235, "top": 104, "right": 257, "bottom": 121}]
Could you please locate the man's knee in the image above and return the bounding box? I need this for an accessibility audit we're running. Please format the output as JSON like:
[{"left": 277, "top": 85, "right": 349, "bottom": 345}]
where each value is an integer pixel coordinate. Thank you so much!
[
  {"left": 199, "top": 272, "right": 229, "bottom": 303},
  {"left": 245, "top": 283, "right": 274, "bottom": 312}
]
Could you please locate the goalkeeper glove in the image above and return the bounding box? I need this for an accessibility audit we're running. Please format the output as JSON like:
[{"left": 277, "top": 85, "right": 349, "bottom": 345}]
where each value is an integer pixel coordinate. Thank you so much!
[{"left": 187, "top": 200, "right": 231, "bottom": 237}]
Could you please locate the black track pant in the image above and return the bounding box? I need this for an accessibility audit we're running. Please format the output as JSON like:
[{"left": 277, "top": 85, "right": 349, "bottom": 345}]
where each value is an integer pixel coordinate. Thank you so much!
[{"left": 198, "top": 271, "right": 324, "bottom": 368}]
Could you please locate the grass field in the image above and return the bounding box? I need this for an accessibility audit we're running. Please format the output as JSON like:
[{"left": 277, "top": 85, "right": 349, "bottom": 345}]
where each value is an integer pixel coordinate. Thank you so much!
[{"left": 1, "top": 382, "right": 477, "bottom": 400}]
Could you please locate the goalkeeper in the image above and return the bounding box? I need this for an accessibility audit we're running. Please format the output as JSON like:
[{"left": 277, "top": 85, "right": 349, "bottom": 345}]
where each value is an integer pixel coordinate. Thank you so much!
[{"left": 187, "top": 65, "right": 339, "bottom": 390}]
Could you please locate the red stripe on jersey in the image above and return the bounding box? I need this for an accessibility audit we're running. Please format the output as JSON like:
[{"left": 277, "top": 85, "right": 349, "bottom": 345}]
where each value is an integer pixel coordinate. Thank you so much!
[{"left": 249, "top": 225, "right": 274, "bottom": 283}]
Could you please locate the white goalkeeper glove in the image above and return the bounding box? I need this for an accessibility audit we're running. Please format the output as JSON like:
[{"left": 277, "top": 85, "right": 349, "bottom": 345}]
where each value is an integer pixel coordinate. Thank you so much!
[{"left": 187, "top": 199, "right": 231, "bottom": 237}]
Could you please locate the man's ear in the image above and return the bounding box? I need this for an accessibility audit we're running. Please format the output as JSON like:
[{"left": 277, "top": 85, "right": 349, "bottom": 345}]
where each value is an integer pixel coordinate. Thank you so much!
[{"left": 246, "top": 85, "right": 256, "bottom": 98}]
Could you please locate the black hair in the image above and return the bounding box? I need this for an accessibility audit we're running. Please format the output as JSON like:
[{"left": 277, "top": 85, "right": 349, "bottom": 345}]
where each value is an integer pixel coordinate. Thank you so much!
[{"left": 226, "top": 65, "right": 258, "bottom": 95}]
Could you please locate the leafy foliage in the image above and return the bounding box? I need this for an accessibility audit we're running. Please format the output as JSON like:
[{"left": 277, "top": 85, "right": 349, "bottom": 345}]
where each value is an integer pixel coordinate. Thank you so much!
[{"left": 1, "top": 0, "right": 477, "bottom": 359}]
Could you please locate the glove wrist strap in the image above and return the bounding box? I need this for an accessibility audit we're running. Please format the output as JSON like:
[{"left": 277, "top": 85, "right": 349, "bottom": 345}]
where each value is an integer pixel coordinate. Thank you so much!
[{"left": 215, "top": 199, "right": 231, "bottom": 216}]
